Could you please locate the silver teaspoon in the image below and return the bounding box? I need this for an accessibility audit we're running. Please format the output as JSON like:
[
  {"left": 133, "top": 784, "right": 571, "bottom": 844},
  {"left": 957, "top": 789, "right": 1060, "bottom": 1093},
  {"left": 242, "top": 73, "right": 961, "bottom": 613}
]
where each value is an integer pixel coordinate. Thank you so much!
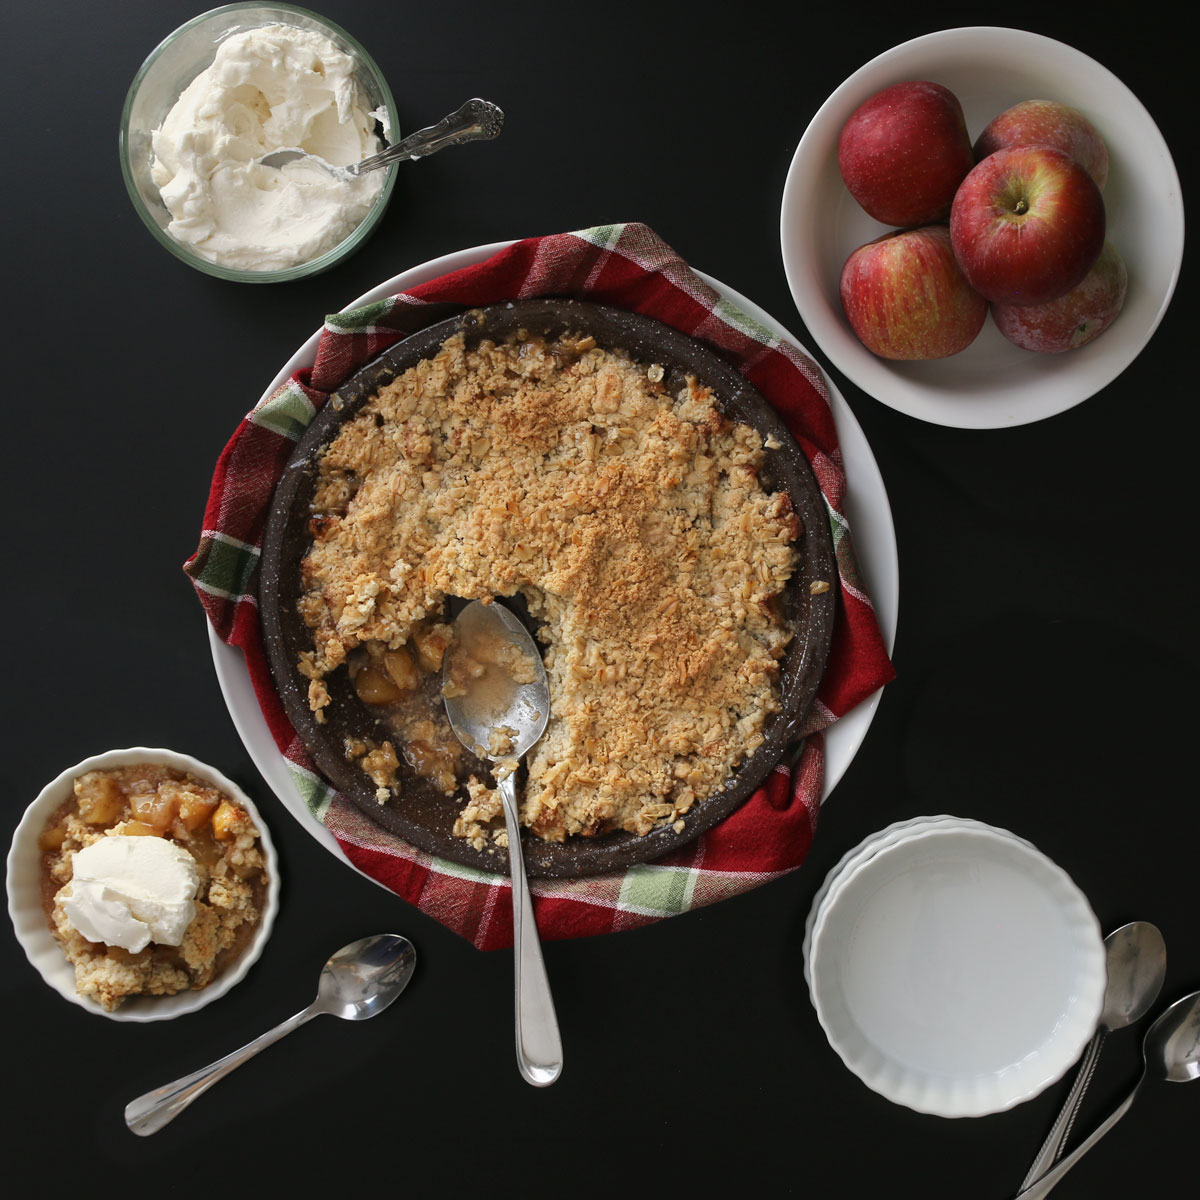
[
  {"left": 1015, "top": 989, "right": 1200, "bottom": 1199},
  {"left": 125, "top": 933, "right": 417, "bottom": 1136},
  {"left": 1020, "top": 920, "right": 1166, "bottom": 1187},
  {"left": 260, "top": 98, "right": 503, "bottom": 179},
  {"left": 443, "top": 599, "right": 562, "bottom": 1087}
]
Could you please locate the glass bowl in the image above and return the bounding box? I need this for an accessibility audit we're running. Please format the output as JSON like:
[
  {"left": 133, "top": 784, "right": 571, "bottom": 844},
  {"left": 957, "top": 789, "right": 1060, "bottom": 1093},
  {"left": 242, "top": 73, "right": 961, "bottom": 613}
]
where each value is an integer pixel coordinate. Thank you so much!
[
  {"left": 119, "top": 3, "right": 397, "bottom": 283},
  {"left": 7, "top": 747, "right": 281, "bottom": 1021}
]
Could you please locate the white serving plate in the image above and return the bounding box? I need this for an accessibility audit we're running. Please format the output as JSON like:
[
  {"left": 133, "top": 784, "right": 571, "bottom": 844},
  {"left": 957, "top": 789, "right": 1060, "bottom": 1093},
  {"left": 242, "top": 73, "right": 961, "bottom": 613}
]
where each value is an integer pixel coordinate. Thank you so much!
[
  {"left": 807, "top": 822, "right": 1105, "bottom": 1116},
  {"left": 7, "top": 747, "right": 280, "bottom": 1021},
  {"left": 780, "top": 26, "right": 1184, "bottom": 428},
  {"left": 208, "top": 243, "right": 901, "bottom": 874}
]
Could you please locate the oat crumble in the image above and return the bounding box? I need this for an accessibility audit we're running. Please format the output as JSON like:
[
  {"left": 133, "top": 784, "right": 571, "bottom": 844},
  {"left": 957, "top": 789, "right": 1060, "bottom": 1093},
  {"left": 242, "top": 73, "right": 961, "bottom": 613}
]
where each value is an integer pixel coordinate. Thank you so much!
[{"left": 297, "top": 327, "right": 800, "bottom": 843}]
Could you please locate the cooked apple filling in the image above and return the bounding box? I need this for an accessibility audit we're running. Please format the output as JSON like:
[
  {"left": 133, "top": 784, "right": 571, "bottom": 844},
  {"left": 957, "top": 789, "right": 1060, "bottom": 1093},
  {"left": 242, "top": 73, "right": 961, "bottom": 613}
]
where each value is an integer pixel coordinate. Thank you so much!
[{"left": 297, "top": 327, "right": 800, "bottom": 844}]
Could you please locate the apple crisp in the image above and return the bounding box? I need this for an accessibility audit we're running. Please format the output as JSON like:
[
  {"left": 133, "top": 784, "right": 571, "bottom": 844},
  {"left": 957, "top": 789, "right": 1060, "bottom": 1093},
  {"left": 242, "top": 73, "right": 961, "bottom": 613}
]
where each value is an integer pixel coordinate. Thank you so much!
[
  {"left": 297, "top": 326, "right": 801, "bottom": 844},
  {"left": 39, "top": 766, "right": 269, "bottom": 1011}
]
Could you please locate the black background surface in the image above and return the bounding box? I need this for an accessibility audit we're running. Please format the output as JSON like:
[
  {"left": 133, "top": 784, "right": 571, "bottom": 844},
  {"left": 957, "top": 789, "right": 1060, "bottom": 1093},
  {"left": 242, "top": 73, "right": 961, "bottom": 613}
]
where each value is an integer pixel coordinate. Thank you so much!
[{"left": 4, "top": 3, "right": 1194, "bottom": 1196}]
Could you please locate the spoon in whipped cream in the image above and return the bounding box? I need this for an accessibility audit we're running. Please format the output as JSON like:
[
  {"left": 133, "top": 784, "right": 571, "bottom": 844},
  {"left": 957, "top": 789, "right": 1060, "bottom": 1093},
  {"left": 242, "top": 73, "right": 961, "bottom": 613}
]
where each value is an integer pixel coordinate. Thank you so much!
[{"left": 261, "top": 97, "right": 504, "bottom": 180}]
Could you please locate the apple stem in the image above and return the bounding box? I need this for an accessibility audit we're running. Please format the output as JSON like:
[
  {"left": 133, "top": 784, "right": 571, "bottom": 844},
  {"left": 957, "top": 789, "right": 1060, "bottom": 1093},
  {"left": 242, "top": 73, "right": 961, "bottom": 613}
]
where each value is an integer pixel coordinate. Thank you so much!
[{"left": 1014, "top": 198, "right": 1028, "bottom": 215}]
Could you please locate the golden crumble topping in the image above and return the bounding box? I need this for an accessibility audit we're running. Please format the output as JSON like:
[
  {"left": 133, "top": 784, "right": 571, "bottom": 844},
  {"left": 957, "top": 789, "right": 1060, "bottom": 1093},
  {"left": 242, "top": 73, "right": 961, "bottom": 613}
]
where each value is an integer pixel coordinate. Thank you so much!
[
  {"left": 454, "top": 776, "right": 508, "bottom": 851},
  {"left": 298, "top": 327, "right": 800, "bottom": 843}
]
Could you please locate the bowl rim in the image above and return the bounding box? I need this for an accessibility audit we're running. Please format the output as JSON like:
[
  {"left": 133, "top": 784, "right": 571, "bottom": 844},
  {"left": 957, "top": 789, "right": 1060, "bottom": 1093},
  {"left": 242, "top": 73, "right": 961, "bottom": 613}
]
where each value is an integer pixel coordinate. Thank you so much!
[
  {"left": 800, "top": 814, "right": 1031, "bottom": 989},
  {"left": 806, "top": 820, "right": 1105, "bottom": 1116},
  {"left": 780, "top": 25, "right": 1186, "bottom": 429},
  {"left": 118, "top": 2, "right": 398, "bottom": 283},
  {"left": 6, "top": 746, "right": 281, "bottom": 1022}
]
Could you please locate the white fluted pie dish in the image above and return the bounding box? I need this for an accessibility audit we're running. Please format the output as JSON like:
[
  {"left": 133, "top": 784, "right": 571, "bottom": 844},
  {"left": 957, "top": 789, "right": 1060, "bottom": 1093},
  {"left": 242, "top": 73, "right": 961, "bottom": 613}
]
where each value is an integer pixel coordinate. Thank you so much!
[{"left": 805, "top": 819, "right": 1105, "bottom": 1116}]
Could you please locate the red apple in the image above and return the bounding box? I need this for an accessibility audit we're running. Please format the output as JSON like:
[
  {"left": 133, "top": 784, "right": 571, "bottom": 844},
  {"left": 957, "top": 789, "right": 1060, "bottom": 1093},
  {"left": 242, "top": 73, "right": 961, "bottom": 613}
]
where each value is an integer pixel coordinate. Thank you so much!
[
  {"left": 974, "top": 100, "right": 1108, "bottom": 190},
  {"left": 838, "top": 81, "right": 975, "bottom": 227},
  {"left": 949, "top": 146, "right": 1105, "bottom": 306},
  {"left": 840, "top": 225, "right": 988, "bottom": 360},
  {"left": 991, "top": 241, "right": 1127, "bottom": 352}
]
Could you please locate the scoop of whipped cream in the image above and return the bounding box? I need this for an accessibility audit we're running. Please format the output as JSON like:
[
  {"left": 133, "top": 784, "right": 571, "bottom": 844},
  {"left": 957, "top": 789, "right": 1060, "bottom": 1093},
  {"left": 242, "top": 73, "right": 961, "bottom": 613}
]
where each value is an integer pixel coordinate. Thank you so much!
[
  {"left": 62, "top": 835, "right": 201, "bottom": 953},
  {"left": 150, "top": 23, "right": 385, "bottom": 271}
]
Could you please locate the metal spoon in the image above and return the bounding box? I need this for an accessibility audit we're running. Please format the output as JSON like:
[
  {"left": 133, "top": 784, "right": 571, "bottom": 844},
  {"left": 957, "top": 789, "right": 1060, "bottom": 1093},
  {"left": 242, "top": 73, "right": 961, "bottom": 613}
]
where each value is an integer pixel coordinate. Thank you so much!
[
  {"left": 260, "top": 97, "right": 503, "bottom": 179},
  {"left": 125, "top": 933, "right": 417, "bottom": 1136},
  {"left": 1020, "top": 921, "right": 1166, "bottom": 1187},
  {"left": 443, "top": 599, "right": 562, "bottom": 1088},
  {"left": 1015, "top": 989, "right": 1200, "bottom": 1199}
]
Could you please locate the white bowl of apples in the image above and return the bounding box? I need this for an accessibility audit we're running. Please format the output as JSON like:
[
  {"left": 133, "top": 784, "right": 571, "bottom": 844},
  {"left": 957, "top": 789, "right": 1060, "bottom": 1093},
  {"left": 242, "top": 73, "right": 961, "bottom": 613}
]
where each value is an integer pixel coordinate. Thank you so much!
[{"left": 780, "top": 27, "right": 1184, "bottom": 428}]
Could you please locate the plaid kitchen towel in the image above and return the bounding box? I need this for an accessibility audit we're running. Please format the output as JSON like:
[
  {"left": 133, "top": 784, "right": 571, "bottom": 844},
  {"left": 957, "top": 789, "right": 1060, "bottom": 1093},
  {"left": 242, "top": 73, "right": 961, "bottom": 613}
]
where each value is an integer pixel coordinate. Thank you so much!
[{"left": 185, "top": 223, "right": 895, "bottom": 950}]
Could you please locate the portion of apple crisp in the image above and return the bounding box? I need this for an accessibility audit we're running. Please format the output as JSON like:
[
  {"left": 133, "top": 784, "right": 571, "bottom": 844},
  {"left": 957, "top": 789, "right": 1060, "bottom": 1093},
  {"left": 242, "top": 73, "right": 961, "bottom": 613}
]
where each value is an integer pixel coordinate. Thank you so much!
[
  {"left": 39, "top": 766, "right": 269, "bottom": 1011},
  {"left": 297, "top": 327, "right": 800, "bottom": 843}
]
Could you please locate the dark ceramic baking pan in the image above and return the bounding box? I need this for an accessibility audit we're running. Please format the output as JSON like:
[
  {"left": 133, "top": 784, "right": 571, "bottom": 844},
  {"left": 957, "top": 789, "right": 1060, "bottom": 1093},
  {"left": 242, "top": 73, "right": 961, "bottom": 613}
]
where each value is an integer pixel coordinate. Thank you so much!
[{"left": 259, "top": 299, "right": 836, "bottom": 878}]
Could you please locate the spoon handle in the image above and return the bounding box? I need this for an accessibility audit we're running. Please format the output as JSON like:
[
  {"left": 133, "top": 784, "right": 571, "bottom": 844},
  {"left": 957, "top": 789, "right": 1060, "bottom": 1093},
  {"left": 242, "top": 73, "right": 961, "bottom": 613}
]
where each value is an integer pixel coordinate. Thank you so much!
[
  {"left": 1014, "top": 1074, "right": 1142, "bottom": 1200},
  {"left": 498, "top": 772, "right": 563, "bottom": 1087},
  {"left": 351, "top": 98, "right": 504, "bottom": 175},
  {"left": 125, "top": 1005, "right": 317, "bottom": 1136},
  {"left": 1020, "top": 1027, "right": 1108, "bottom": 1187}
]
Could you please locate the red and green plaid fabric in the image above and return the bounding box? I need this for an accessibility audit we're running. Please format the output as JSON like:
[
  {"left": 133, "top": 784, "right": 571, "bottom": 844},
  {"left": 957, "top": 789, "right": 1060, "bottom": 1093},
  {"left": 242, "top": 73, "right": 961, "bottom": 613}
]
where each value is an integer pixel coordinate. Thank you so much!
[{"left": 184, "top": 223, "right": 895, "bottom": 950}]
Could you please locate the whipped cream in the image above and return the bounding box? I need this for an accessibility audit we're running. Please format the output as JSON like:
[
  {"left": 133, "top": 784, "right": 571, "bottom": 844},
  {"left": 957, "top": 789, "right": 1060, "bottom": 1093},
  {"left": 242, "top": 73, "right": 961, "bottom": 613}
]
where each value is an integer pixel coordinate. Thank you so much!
[
  {"left": 150, "top": 23, "right": 385, "bottom": 271},
  {"left": 62, "top": 835, "right": 201, "bottom": 953}
]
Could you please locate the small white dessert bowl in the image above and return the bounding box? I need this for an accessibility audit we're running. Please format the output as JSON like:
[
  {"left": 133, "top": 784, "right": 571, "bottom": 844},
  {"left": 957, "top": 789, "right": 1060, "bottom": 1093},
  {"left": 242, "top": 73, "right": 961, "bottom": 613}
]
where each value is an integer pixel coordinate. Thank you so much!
[
  {"left": 805, "top": 820, "right": 1105, "bottom": 1117},
  {"left": 7, "top": 746, "right": 280, "bottom": 1022}
]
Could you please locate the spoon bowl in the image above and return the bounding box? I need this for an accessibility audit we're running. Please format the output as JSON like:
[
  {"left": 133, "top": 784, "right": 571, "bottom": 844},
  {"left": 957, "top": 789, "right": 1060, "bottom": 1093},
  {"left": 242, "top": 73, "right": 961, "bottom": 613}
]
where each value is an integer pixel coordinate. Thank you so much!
[
  {"left": 1152, "top": 991, "right": 1200, "bottom": 1083},
  {"left": 1101, "top": 921, "right": 1168, "bottom": 1029},
  {"left": 443, "top": 599, "right": 550, "bottom": 761},
  {"left": 313, "top": 932, "right": 419, "bottom": 1021},
  {"left": 125, "top": 933, "right": 416, "bottom": 1135}
]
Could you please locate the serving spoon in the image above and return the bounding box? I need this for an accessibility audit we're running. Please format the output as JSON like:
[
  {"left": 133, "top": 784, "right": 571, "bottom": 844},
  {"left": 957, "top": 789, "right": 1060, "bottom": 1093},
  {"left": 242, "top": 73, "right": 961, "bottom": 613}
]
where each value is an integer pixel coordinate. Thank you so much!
[
  {"left": 1020, "top": 921, "right": 1166, "bottom": 1187},
  {"left": 125, "top": 933, "right": 417, "bottom": 1136},
  {"left": 443, "top": 599, "right": 562, "bottom": 1087},
  {"left": 1015, "top": 989, "right": 1200, "bottom": 1199},
  {"left": 260, "top": 97, "right": 504, "bottom": 180}
]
